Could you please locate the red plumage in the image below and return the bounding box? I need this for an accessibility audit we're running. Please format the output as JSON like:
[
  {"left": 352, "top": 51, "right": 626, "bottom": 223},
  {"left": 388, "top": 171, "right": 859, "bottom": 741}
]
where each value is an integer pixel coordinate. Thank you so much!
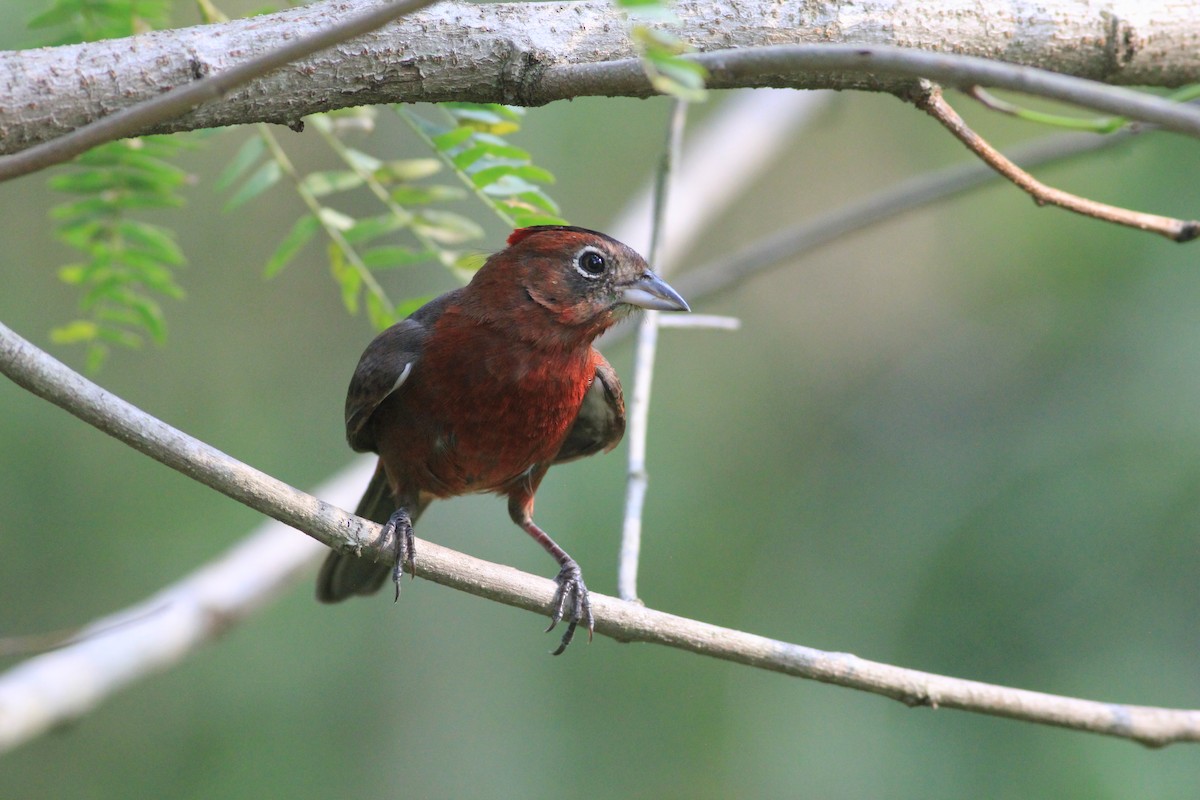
[{"left": 317, "top": 226, "right": 688, "bottom": 653}]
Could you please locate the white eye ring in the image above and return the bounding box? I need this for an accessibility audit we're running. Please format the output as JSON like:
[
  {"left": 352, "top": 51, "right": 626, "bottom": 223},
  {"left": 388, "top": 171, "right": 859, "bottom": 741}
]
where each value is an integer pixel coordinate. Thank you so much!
[{"left": 574, "top": 246, "right": 607, "bottom": 279}]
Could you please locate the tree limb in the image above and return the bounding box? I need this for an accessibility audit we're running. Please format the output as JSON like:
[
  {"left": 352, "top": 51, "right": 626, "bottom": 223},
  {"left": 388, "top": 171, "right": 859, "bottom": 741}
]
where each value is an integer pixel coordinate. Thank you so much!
[
  {"left": 2, "top": 315, "right": 1200, "bottom": 749},
  {"left": 0, "top": 0, "right": 441, "bottom": 180},
  {"left": 4, "top": 0, "right": 1200, "bottom": 155}
]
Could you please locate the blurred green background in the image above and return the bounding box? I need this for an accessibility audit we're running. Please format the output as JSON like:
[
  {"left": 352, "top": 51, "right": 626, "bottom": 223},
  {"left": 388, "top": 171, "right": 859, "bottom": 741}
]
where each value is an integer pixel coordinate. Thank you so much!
[{"left": 3, "top": 2, "right": 1200, "bottom": 796}]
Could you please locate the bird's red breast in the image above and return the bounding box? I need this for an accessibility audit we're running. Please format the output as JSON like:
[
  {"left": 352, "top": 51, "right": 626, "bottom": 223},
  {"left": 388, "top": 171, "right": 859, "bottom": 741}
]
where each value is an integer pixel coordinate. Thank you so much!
[{"left": 371, "top": 303, "right": 601, "bottom": 497}]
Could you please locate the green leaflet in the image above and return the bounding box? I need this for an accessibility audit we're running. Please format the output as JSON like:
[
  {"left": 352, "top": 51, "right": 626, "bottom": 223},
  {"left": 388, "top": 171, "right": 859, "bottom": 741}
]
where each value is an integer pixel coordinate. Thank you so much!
[{"left": 46, "top": 136, "right": 189, "bottom": 370}]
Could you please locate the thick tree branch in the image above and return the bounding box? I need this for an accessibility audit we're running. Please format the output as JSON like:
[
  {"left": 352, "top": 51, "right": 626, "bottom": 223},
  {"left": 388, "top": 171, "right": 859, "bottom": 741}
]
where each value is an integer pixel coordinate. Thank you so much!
[
  {"left": 4, "top": 0, "right": 1200, "bottom": 155},
  {"left": 0, "top": 0, "right": 440, "bottom": 181},
  {"left": 2, "top": 316, "right": 1200, "bottom": 749}
]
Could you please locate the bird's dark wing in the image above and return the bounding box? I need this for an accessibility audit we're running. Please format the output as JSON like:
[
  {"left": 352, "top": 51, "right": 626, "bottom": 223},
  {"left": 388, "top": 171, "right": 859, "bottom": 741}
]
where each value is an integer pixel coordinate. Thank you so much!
[
  {"left": 554, "top": 352, "right": 626, "bottom": 464},
  {"left": 344, "top": 292, "right": 458, "bottom": 453}
]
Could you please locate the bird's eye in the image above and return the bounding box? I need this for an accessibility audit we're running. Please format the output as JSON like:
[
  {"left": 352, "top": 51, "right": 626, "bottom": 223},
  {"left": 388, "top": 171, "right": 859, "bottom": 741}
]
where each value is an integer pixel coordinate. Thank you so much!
[{"left": 574, "top": 247, "right": 607, "bottom": 279}]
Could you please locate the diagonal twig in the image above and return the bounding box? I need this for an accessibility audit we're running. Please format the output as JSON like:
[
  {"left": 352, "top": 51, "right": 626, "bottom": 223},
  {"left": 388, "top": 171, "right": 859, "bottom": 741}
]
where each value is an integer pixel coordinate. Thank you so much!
[
  {"left": 3, "top": 306, "right": 1200, "bottom": 749},
  {"left": 0, "top": 109, "right": 1178, "bottom": 756},
  {"left": 915, "top": 84, "right": 1199, "bottom": 242},
  {"left": 659, "top": 126, "right": 1150, "bottom": 312},
  {"left": 0, "top": 87, "right": 820, "bottom": 756}
]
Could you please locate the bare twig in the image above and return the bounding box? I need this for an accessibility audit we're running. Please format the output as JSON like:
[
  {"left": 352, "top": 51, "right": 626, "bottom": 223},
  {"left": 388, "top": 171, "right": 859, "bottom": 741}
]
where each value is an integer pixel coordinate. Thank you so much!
[
  {"left": 0, "top": 102, "right": 1177, "bottom": 756},
  {"left": 0, "top": 316, "right": 1195, "bottom": 743},
  {"left": 606, "top": 89, "right": 824, "bottom": 599},
  {"left": 666, "top": 127, "right": 1149, "bottom": 308},
  {"left": 0, "top": 87, "right": 821, "bottom": 757},
  {"left": 916, "top": 85, "right": 1199, "bottom": 242},
  {"left": 2, "top": 320, "right": 1200, "bottom": 748},
  {"left": 0, "top": 0, "right": 440, "bottom": 182},
  {"left": 656, "top": 314, "right": 741, "bottom": 330},
  {"left": 618, "top": 99, "right": 688, "bottom": 602}
]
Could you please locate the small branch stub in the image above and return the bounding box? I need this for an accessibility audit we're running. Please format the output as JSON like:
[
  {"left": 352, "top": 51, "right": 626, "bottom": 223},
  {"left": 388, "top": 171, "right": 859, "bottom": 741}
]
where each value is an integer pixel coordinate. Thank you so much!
[{"left": 916, "top": 84, "right": 1200, "bottom": 242}]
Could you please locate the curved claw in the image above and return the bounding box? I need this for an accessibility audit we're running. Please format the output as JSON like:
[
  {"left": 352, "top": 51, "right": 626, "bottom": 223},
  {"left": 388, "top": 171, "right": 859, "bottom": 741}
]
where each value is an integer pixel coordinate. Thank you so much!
[
  {"left": 380, "top": 508, "right": 416, "bottom": 602},
  {"left": 546, "top": 560, "right": 594, "bottom": 655}
]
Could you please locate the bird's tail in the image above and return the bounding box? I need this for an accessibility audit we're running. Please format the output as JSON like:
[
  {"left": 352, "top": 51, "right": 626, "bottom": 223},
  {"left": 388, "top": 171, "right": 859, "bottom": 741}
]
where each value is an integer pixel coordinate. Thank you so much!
[{"left": 315, "top": 461, "right": 423, "bottom": 602}]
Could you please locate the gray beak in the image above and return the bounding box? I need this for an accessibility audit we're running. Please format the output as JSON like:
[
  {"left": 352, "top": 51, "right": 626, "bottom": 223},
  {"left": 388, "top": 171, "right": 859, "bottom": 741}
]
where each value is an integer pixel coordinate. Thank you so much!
[{"left": 620, "top": 272, "right": 690, "bottom": 312}]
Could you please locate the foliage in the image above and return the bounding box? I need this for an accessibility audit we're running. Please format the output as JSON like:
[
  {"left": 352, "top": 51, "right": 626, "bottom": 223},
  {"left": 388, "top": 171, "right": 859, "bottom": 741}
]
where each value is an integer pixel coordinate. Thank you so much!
[
  {"left": 32, "top": 0, "right": 188, "bottom": 370},
  {"left": 29, "top": 0, "right": 702, "bottom": 365},
  {"left": 973, "top": 83, "right": 1200, "bottom": 133},
  {"left": 617, "top": 0, "right": 709, "bottom": 102},
  {"left": 26, "top": 0, "right": 171, "bottom": 44},
  {"left": 220, "top": 103, "right": 566, "bottom": 331},
  {"left": 47, "top": 136, "right": 190, "bottom": 372}
]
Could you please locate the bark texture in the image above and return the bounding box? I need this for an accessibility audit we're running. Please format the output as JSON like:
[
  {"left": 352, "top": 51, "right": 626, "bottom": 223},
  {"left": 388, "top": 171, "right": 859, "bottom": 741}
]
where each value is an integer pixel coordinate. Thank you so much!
[{"left": 1, "top": 0, "right": 1197, "bottom": 153}]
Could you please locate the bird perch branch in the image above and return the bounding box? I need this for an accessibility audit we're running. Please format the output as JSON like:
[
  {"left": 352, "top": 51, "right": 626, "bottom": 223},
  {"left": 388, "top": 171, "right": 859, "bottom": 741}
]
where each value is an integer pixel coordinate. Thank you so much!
[
  {"left": 2, "top": 316, "right": 1200, "bottom": 750},
  {"left": 0, "top": 73, "right": 1164, "bottom": 752}
]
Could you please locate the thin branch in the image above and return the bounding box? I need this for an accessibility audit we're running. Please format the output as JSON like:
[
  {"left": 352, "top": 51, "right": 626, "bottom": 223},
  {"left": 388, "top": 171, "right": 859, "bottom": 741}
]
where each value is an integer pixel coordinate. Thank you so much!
[
  {"left": 0, "top": 87, "right": 821, "bottom": 756},
  {"left": 0, "top": 469, "right": 347, "bottom": 753},
  {"left": 656, "top": 314, "right": 741, "bottom": 330},
  {"left": 0, "top": 117, "right": 1184, "bottom": 754},
  {"left": 0, "top": 0, "right": 441, "bottom": 181},
  {"left": 667, "top": 126, "right": 1149, "bottom": 309},
  {"left": 915, "top": 85, "right": 1200, "bottom": 242},
  {"left": 4, "top": 298, "right": 1200, "bottom": 748},
  {"left": 544, "top": 45, "right": 1200, "bottom": 139},
  {"left": 618, "top": 99, "right": 688, "bottom": 602}
]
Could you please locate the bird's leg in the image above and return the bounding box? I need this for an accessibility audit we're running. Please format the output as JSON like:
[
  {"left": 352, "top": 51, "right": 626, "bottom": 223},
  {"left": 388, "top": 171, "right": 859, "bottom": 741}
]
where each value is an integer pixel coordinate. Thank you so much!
[
  {"left": 510, "top": 504, "right": 593, "bottom": 655},
  {"left": 380, "top": 507, "right": 415, "bottom": 601}
]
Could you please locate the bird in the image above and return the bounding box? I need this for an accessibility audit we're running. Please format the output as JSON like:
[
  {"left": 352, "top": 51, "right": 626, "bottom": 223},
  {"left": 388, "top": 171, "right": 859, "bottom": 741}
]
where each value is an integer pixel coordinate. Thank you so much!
[{"left": 316, "top": 225, "right": 689, "bottom": 654}]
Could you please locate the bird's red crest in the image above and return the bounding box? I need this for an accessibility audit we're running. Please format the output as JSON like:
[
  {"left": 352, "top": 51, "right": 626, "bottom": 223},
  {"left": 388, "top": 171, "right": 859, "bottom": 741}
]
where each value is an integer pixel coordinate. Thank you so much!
[
  {"left": 507, "top": 225, "right": 598, "bottom": 247},
  {"left": 506, "top": 227, "right": 542, "bottom": 247}
]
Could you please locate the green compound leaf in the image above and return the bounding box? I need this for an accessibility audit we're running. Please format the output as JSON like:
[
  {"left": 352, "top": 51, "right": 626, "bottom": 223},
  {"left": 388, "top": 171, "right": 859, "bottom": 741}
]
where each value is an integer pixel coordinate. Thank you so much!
[
  {"left": 45, "top": 135, "right": 189, "bottom": 370},
  {"left": 223, "top": 159, "right": 281, "bottom": 211},
  {"left": 264, "top": 213, "right": 319, "bottom": 278}
]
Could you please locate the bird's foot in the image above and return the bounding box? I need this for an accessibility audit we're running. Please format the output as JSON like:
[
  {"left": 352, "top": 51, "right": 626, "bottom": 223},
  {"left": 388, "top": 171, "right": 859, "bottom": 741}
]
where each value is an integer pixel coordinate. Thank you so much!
[
  {"left": 546, "top": 559, "right": 594, "bottom": 655},
  {"left": 381, "top": 508, "right": 415, "bottom": 601}
]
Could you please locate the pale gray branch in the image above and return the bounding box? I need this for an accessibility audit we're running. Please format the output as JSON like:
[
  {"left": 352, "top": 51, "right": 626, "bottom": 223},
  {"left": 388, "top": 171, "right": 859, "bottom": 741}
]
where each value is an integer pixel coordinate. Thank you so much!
[
  {"left": 0, "top": 465, "right": 358, "bottom": 753},
  {"left": 617, "top": 99, "right": 687, "bottom": 602},
  {"left": 4, "top": 0, "right": 1200, "bottom": 154},
  {"left": 2, "top": 310, "right": 1200, "bottom": 749},
  {"left": 671, "top": 126, "right": 1148, "bottom": 306},
  {"left": 0, "top": 90, "right": 806, "bottom": 753},
  {"left": 608, "top": 90, "right": 824, "bottom": 598}
]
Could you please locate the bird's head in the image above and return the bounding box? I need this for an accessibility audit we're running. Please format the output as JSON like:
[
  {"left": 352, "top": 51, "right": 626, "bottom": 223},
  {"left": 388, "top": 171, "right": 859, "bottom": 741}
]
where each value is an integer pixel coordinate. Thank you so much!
[{"left": 468, "top": 226, "right": 688, "bottom": 340}]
